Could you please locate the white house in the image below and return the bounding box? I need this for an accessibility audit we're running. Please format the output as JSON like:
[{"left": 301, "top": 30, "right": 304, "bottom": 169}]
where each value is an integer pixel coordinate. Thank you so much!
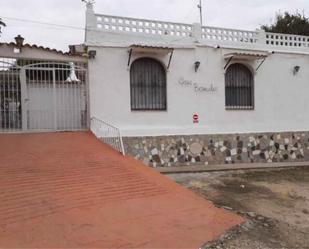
[
  {"left": 85, "top": 3, "right": 309, "bottom": 168},
  {"left": 1, "top": 3, "right": 308, "bottom": 169}
]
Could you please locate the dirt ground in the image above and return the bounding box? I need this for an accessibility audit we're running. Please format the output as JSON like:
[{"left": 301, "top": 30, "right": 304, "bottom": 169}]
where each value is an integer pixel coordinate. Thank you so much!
[{"left": 168, "top": 167, "right": 309, "bottom": 249}]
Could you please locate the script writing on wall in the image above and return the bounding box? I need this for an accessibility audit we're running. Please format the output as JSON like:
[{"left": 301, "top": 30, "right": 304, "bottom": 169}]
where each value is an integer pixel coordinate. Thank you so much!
[{"left": 178, "top": 77, "right": 218, "bottom": 93}]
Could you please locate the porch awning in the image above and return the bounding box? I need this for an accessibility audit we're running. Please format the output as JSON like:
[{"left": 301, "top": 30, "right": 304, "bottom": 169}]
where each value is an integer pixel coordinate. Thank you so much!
[
  {"left": 224, "top": 52, "right": 268, "bottom": 61},
  {"left": 127, "top": 44, "right": 174, "bottom": 69},
  {"left": 129, "top": 44, "right": 174, "bottom": 55},
  {"left": 224, "top": 52, "right": 268, "bottom": 71}
]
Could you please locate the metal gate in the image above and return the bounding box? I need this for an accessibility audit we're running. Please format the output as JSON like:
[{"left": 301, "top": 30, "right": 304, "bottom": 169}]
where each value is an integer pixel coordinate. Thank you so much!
[{"left": 0, "top": 58, "right": 88, "bottom": 132}]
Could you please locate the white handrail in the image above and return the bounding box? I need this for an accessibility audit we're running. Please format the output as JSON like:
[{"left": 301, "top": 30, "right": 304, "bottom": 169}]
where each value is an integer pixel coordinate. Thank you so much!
[{"left": 90, "top": 117, "right": 125, "bottom": 155}]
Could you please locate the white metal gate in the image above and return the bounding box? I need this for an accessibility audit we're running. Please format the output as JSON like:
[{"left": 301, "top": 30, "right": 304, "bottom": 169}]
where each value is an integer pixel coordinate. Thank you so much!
[{"left": 0, "top": 58, "right": 88, "bottom": 132}]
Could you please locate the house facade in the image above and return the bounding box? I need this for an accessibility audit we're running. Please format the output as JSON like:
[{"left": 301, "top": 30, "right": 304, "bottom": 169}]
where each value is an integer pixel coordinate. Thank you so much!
[{"left": 87, "top": 4, "right": 309, "bottom": 167}]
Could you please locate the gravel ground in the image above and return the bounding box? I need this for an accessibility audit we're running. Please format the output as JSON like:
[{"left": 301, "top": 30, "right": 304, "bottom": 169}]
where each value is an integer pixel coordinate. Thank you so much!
[{"left": 168, "top": 167, "right": 309, "bottom": 249}]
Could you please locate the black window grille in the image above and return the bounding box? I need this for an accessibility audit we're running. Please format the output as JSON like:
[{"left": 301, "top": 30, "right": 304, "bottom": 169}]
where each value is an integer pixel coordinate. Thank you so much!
[
  {"left": 225, "top": 63, "right": 254, "bottom": 110},
  {"left": 130, "top": 58, "right": 167, "bottom": 111}
]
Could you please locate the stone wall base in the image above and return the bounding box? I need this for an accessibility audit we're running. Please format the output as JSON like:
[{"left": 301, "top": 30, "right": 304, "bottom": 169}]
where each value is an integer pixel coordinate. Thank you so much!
[{"left": 123, "top": 131, "right": 309, "bottom": 168}]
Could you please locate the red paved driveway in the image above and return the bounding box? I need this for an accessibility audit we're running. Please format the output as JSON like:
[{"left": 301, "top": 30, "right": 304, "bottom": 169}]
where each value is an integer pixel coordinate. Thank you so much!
[{"left": 0, "top": 132, "right": 244, "bottom": 248}]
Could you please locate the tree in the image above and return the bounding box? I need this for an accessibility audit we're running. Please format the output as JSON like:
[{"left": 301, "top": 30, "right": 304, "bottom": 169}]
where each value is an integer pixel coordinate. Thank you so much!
[
  {"left": 0, "top": 18, "right": 6, "bottom": 34},
  {"left": 261, "top": 12, "right": 309, "bottom": 36}
]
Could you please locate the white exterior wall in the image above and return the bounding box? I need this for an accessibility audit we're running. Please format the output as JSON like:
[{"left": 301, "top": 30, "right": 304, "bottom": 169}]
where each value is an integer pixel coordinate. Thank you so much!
[
  {"left": 86, "top": 5, "right": 309, "bottom": 137},
  {"left": 88, "top": 46, "right": 309, "bottom": 137}
]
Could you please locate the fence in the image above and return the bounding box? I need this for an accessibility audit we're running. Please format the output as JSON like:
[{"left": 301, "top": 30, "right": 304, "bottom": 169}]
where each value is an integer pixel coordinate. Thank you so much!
[{"left": 90, "top": 117, "right": 125, "bottom": 155}]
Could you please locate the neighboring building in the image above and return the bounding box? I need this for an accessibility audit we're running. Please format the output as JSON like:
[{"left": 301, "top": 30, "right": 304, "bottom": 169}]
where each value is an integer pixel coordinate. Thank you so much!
[
  {"left": 0, "top": 36, "right": 88, "bottom": 132},
  {"left": 85, "top": 3, "right": 309, "bottom": 168}
]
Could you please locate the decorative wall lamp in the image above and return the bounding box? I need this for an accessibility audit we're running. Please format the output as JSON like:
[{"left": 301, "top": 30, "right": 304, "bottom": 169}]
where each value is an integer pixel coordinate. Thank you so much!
[
  {"left": 293, "top": 66, "right": 300, "bottom": 75},
  {"left": 14, "top": 35, "right": 24, "bottom": 53},
  {"left": 194, "top": 61, "right": 201, "bottom": 72},
  {"left": 88, "top": 50, "right": 97, "bottom": 59}
]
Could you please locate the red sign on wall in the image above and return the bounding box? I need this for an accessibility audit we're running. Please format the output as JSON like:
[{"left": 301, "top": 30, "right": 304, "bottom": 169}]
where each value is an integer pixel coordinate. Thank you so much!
[{"left": 193, "top": 114, "right": 199, "bottom": 124}]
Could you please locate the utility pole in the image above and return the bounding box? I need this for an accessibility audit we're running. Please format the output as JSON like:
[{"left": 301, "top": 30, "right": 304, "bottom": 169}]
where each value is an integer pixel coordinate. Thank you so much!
[{"left": 197, "top": 0, "right": 203, "bottom": 26}]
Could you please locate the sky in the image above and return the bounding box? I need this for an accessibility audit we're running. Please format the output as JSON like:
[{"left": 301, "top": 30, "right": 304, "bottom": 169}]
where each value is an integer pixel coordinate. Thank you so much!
[{"left": 0, "top": 0, "right": 308, "bottom": 51}]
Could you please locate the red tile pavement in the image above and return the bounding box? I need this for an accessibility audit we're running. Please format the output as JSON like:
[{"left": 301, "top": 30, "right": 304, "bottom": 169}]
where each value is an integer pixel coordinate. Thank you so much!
[{"left": 0, "top": 132, "right": 244, "bottom": 249}]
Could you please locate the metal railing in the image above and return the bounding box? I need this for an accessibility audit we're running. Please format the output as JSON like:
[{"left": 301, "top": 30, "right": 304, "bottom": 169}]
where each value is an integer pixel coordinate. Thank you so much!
[{"left": 90, "top": 117, "right": 125, "bottom": 155}]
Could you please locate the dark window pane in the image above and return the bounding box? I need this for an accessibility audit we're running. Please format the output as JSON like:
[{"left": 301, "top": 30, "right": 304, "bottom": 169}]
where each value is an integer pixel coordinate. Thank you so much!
[
  {"left": 225, "top": 63, "right": 254, "bottom": 109},
  {"left": 130, "top": 58, "right": 167, "bottom": 110}
]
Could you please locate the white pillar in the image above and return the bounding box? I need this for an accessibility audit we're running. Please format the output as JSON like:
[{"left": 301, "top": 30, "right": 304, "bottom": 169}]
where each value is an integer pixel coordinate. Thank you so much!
[
  {"left": 256, "top": 29, "right": 266, "bottom": 44},
  {"left": 85, "top": 2, "right": 97, "bottom": 42},
  {"left": 192, "top": 23, "right": 202, "bottom": 43}
]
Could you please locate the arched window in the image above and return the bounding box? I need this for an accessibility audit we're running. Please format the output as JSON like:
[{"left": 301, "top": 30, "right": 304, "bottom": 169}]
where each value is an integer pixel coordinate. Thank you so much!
[
  {"left": 130, "top": 58, "right": 167, "bottom": 110},
  {"left": 225, "top": 63, "right": 254, "bottom": 110}
]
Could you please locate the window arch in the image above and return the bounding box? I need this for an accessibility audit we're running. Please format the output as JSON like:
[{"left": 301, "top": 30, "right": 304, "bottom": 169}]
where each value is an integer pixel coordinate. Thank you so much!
[
  {"left": 130, "top": 58, "right": 167, "bottom": 110},
  {"left": 225, "top": 63, "right": 254, "bottom": 110}
]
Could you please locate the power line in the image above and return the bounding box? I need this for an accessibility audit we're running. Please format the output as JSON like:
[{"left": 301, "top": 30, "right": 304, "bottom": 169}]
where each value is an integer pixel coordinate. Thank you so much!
[{"left": 1, "top": 16, "right": 85, "bottom": 31}]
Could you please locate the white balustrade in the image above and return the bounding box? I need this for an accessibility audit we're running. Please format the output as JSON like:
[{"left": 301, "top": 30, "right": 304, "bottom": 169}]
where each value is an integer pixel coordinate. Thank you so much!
[
  {"left": 96, "top": 14, "right": 193, "bottom": 38},
  {"left": 201, "top": 26, "right": 258, "bottom": 43},
  {"left": 93, "top": 13, "right": 309, "bottom": 50},
  {"left": 265, "top": 32, "right": 309, "bottom": 48}
]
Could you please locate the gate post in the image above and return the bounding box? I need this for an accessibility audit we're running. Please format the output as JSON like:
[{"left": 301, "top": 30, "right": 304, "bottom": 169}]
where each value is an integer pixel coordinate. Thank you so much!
[
  {"left": 52, "top": 69, "right": 57, "bottom": 131},
  {"left": 20, "top": 68, "right": 28, "bottom": 131}
]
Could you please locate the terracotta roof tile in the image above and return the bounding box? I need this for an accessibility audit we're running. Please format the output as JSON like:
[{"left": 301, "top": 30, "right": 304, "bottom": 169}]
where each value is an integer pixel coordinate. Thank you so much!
[{"left": 0, "top": 42, "right": 87, "bottom": 58}]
